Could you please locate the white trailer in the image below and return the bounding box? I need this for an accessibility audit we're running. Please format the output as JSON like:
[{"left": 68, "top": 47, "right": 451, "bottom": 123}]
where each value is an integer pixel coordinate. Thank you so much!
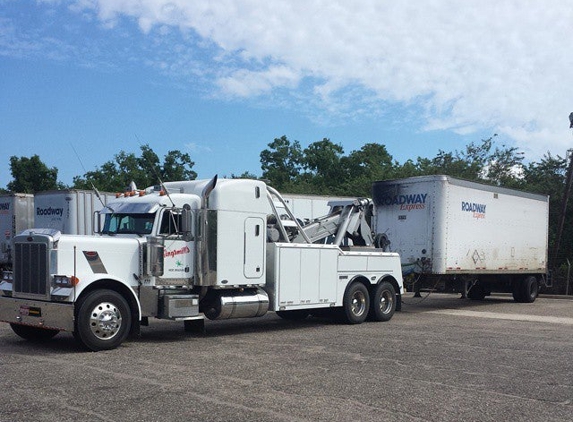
[
  {"left": 34, "top": 189, "right": 116, "bottom": 235},
  {"left": 280, "top": 194, "right": 352, "bottom": 223},
  {"left": 0, "top": 194, "right": 34, "bottom": 270},
  {"left": 0, "top": 178, "right": 403, "bottom": 351},
  {"left": 372, "top": 175, "right": 549, "bottom": 302}
]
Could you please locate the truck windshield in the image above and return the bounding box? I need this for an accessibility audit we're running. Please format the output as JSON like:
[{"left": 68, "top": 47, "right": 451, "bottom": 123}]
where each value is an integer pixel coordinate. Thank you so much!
[{"left": 102, "top": 213, "right": 155, "bottom": 235}]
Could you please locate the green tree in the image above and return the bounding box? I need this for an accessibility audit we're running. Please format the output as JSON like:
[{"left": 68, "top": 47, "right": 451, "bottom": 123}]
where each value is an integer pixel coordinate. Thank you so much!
[
  {"left": 522, "top": 153, "right": 570, "bottom": 264},
  {"left": 341, "top": 143, "right": 397, "bottom": 196},
  {"left": 161, "top": 149, "right": 198, "bottom": 181},
  {"left": 300, "top": 138, "right": 345, "bottom": 194},
  {"left": 231, "top": 172, "right": 259, "bottom": 179},
  {"left": 73, "top": 144, "right": 196, "bottom": 192},
  {"left": 411, "top": 135, "right": 524, "bottom": 187},
  {"left": 7, "top": 155, "right": 65, "bottom": 193},
  {"left": 260, "top": 136, "right": 303, "bottom": 190}
]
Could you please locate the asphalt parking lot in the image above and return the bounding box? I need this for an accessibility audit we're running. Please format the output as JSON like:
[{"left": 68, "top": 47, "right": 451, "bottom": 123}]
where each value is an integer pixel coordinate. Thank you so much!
[{"left": 0, "top": 293, "right": 572, "bottom": 422}]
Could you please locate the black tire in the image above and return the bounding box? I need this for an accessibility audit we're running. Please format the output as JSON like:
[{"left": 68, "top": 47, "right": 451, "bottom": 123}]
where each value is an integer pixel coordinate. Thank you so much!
[
  {"left": 467, "top": 283, "right": 486, "bottom": 300},
  {"left": 368, "top": 281, "right": 396, "bottom": 322},
  {"left": 75, "top": 289, "right": 131, "bottom": 351},
  {"left": 276, "top": 310, "right": 310, "bottom": 320},
  {"left": 341, "top": 282, "right": 370, "bottom": 324},
  {"left": 512, "top": 280, "right": 524, "bottom": 302},
  {"left": 513, "top": 276, "right": 539, "bottom": 303},
  {"left": 10, "top": 324, "right": 59, "bottom": 341}
]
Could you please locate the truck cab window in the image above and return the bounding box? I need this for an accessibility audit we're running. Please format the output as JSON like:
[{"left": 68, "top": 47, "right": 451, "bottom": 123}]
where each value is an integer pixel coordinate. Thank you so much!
[
  {"left": 159, "top": 211, "right": 182, "bottom": 236},
  {"left": 102, "top": 213, "right": 155, "bottom": 235}
]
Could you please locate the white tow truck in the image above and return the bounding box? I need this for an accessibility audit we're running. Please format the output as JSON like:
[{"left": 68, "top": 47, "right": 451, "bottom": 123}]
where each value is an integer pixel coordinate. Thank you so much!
[{"left": 0, "top": 177, "right": 403, "bottom": 351}]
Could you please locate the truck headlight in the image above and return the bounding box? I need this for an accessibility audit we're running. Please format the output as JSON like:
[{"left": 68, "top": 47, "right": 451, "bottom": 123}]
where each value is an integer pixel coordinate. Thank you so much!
[
  {"left": 52, "top": 275, "right": 79, "bottom": 288},
  {"left": 0, "top": 271, "right": 13, "bottom": 296}
]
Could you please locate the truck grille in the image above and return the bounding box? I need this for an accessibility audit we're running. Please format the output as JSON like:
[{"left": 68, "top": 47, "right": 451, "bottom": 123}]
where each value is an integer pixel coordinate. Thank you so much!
[{"left": 14, "top": 242, "right": 49, "bottom": 297}]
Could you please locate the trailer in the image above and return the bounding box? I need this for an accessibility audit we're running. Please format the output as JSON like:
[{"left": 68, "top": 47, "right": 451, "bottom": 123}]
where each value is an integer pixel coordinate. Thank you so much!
[
  {"left": 0, "top": 178, "right": 403, "bottom": 351},
  {"left": 0, "top": 194, "right": 34, "bottom": 271},
  {"left": 34, "top": 189, "right": 116, "bottom": 235},
  {"left": 372, "top": 175, "right": 549, "bottom": 302},
  {"left": 0, "top": 190, "right": 116, "bottom": 273},
  {"left": 280, "top": 194, "right": 352, "bottom": 224}
]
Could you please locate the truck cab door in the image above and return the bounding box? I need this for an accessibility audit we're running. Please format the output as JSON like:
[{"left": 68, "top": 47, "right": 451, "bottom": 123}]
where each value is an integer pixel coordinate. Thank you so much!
[{"left": 157, "top": 209, "right": 194, "bottom": 280}]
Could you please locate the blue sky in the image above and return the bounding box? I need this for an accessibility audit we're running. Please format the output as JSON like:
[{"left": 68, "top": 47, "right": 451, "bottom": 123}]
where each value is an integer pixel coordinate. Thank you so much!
[{"left": 1, "top": 0, "right": 572, "bottom": 188}]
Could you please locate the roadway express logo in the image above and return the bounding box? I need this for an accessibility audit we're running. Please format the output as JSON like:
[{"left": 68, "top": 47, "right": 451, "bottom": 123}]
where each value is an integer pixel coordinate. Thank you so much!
[
  {"left": 36, "top": 207, "right": 64, "bottom": 217},
  {"left": 462, "top": 201, "right": 486, "bottom": 219},
  {"left": 164, "top": 246, "right": 190, "bottom": 258},
  {"left": 379, "top": 193, "right": 428, "bottom": 211}
]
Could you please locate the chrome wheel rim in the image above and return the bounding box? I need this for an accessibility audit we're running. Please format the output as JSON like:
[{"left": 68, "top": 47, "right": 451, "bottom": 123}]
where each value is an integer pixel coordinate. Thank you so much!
[
  {"left": 89, "top": 302, "right": 122, "bottom": 341},
  {"left": 351, "top": 290, "right": 367, "bottom": 317},
  {"left": 378, "top": 289, "right": 394, "bottom": 314}
]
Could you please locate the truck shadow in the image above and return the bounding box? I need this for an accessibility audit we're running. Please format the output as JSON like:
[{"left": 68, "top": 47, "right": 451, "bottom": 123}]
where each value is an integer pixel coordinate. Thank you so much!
[
  {"left": 400, "top": 292, "right": 516, "bottom": 313},
  {"left": 4, "top": 333, "right": 87, "bottom": 354},
  {"left": 0, "top": 314, "right": 343, "bottom": 351},
  {"left": 136, "top": 313, "right": 340, "bottom": 344}
]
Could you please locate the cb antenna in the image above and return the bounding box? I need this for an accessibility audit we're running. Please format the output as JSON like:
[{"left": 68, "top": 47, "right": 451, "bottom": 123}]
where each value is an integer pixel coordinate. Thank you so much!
[
  {"left": 135, "top": 135, "right": 176, "bottom": 207},
  {"left": 70, "top": 143, "right": 113, "bottom": 212}
]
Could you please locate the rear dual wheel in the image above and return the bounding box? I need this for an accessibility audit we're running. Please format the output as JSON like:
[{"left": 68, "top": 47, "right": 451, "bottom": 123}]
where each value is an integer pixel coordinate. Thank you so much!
[
  {"left": 368, "top": 281, "right": 396, "bottom": 322},
  {"left": 341, "top": 282, "right": 370, "bottom": 324},
  {"left": 341, "top": 281, "right": 398, "bottom": 324},
  {"left": 513, "top": 276, "right": 539, "bottom": 303}
]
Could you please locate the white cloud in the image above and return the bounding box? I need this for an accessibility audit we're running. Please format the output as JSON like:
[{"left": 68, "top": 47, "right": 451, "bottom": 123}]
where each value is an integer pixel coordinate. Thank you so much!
[
  {"left": 41, "top": 1, "right": 573, "bottom": 157},
  {"left": 185, "top": 142, "right": 212, "bottom": 154},
  {"left": 216, "top": 65, "right": 300, "bottom": 97}
]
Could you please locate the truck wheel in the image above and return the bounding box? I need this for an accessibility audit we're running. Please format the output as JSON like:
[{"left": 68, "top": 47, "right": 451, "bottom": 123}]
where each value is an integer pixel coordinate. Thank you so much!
[
  {"left": 341, "top": 282, "right": 370, "bottom": 324},
  {"left": 368, "top": 281, "right": 396, "bottom": 322},
  {"left": 276, "top": 310, "right": 310, "bottom": 320},
  {"left": 75, "top": 289, "right": 131, "bottom": 351},
  {"left": 513, "top": 276, "right": 538, "bottom": 303},
  {"left": 10, "top": 324, "right": 59, "bottom": 341}
]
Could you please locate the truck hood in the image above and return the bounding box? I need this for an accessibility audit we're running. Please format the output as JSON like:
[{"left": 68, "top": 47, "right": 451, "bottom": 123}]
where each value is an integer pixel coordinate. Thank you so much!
[{"left": 55, "top": 234, "right": 144, "bottom": 286}]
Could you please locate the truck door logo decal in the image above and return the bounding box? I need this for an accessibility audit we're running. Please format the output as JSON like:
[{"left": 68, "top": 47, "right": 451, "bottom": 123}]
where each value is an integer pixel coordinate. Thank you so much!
[
  {"left": 83, "top": 251, "right": 108, "bottom": 274},
  {"left": 164, "top": 246, "right": 190, "bottom": 258}
]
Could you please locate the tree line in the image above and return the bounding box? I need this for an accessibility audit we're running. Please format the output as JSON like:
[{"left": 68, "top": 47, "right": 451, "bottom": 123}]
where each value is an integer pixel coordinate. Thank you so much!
[{"left": 3, "top": 136, "right": 572, "bottom": 292}]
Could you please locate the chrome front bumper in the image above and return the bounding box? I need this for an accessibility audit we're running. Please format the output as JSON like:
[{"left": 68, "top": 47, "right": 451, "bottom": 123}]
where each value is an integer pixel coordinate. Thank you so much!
[{"left": 0, "top": 297, "right": 75, "bottom": 331}]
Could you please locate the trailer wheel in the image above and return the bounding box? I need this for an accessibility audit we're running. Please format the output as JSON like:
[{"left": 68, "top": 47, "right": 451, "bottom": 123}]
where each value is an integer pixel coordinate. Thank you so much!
[
  {"left": 368, "top": 281, "right": 396, "bottom": 322},
  {"left": 341, "top": 282, "right": 370, "bottom": 324},
  {"left": 75, "top": 289, "right": 131, "bottom": 351},
  {"left": 276, "top": 310, "right": 310, "bottom": 320},
  {"left": 10, "top": 324, "right": 59, "bottom": 341},
  {"left": 513, "top": 276, "right": 539, "bottom": 303}
]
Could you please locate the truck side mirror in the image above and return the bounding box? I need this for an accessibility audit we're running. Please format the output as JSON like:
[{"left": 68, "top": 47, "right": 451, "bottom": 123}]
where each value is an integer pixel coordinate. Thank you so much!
[
  {"left": 93, "top": 211, "right": 101, "bottom": 234},
  {"left": 181, "top": 205, "right": 193, "bottom": 241}
]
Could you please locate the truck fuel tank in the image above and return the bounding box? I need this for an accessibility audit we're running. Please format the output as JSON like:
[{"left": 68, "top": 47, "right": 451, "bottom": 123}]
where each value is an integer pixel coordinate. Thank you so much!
[{"left": 203, "top": 289, "right": 269, "bottom": 320}]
